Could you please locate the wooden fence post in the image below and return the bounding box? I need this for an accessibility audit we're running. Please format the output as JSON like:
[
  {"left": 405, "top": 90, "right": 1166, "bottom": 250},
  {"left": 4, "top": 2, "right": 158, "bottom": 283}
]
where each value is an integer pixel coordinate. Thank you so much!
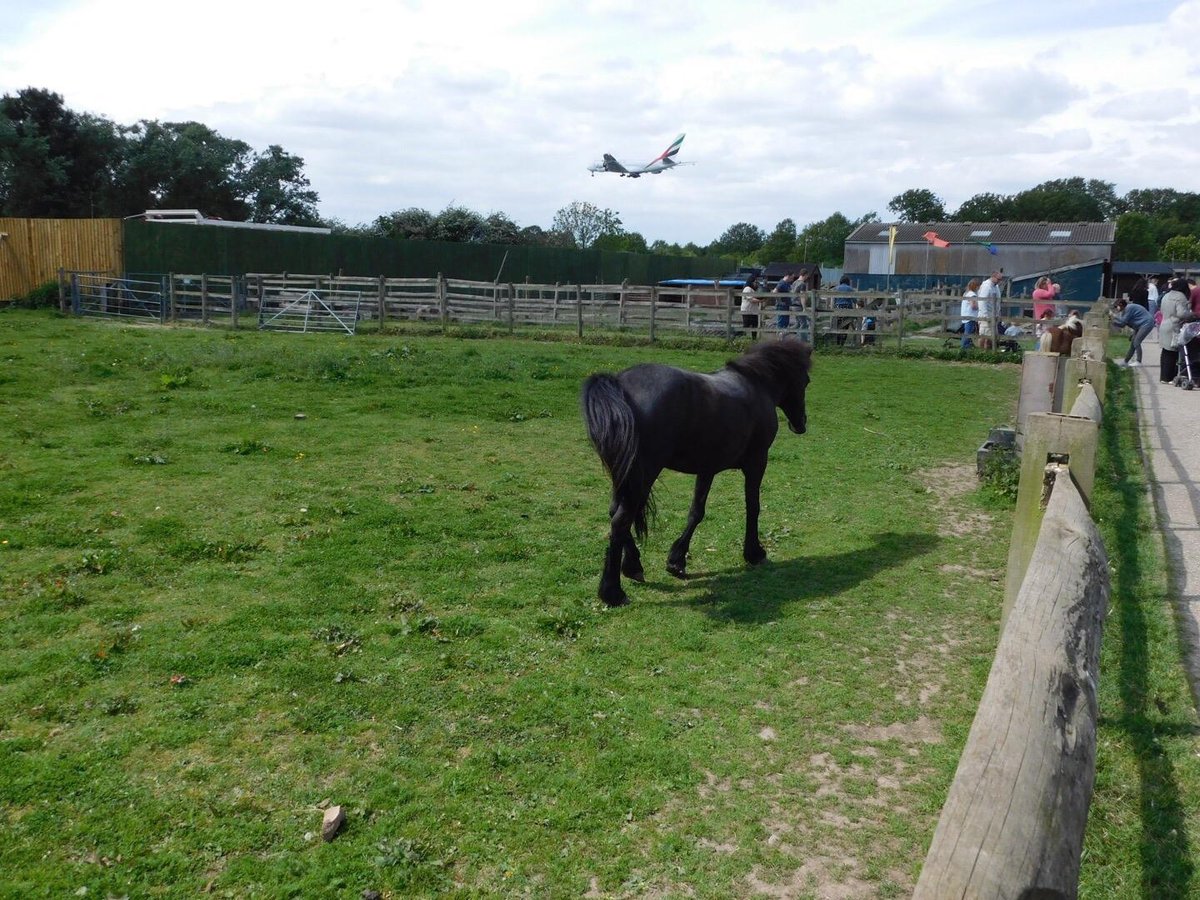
[
  {"left": 915, "top": 471, "right": 1108, "bottom": 898},
  {"left": 377, "top": 275, "right": 386, "bottom": 332},
  {"left": 576, "top": 284, "right": 584, "bottom": 339},
  {"left": 160, "top": 275, "right": 168, "bottom": 324},
  {"left": 896, "top": 292, "right": 905, "bottom": 350},
  {"left": 619, "top": 278, "right": 628, "bottom": 327},
  {"left": 437, "top": 273, "right": 448, "bottom": 330},
  {"left": 649, "top": 286, "right": 658, "bottom": 342},
  {"left": 169, "top": 273, "right": 178, "bottom": 322},
  {"left": 725, "top": 287, "right": 734, "bottom": 340},
  {"left": 59, "top": 268, "right": 67, "bottom": 314},
  {"left": 1063, "top": 357, "right": 1108, "bottom": 412},
  {"left": 1016, "top": 351, "right": 1064, "bottom": 440},
  {"left": 1002, "top": 411, "right": 1099, "bottom": 620},
  {"left": 200, "top": 273, "right": 209, "bottom": 325},
  {"left": 508, "top": 283, "right": 516, "bottom": 334}
]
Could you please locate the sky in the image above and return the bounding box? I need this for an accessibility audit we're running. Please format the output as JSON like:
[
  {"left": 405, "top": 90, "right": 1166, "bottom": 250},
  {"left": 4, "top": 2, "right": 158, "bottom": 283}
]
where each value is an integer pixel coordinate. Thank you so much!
[{"left": 2, "top": 0, "right": 1198, "bottom": 246}]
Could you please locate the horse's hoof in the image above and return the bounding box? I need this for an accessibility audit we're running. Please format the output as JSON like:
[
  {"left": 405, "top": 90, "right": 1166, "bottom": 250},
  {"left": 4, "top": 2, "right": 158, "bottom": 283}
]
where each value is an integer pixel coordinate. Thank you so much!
[
  {"left": 666, "top": 562, "right": 687, "bottom": 579},
  {"left": 601, "top": 592, "right": 630, "bottom": 607},
  {"left": 745, "top": 549, "right": 768, "bottom": 566},
  {"left": 622, "top": 566, "right": 646, "bottom": 582}
]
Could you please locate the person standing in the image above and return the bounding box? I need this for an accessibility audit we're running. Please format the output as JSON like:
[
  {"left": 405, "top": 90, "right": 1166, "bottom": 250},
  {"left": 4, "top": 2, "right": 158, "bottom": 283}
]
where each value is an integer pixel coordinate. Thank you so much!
[
  {"left": 960, "top": 279, "right": 980, "bottom": 349},
  {"left": 1112, "top": 297, "right": 1154, "bottom": 367},
  {"left": 1032, "top": 276, "right": 1061, "bottom": 320},
  {"left": 1147, "top": 275, "right": 1161, "bottom": 318},
  {"left": 773, "top": 272, "right": 795, "bottom": 334},
  {"left": 740, "top": 276, "right": 762, "bottom": 339},
  {"left": 834, "top": 275, "right": 855, "bottom": 345},
  {"left": 1158, "top": 278, "right": 1191, "bottom": 384},
  {"left": 976, "top": 271, "right": 1003, "bottom": 350},
  {"left": 1129, "top": 276, "right": 1150, "bottom": 310}
]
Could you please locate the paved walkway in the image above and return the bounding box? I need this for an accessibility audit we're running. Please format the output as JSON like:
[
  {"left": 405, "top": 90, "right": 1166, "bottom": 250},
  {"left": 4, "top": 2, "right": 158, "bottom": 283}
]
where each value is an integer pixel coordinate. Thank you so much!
[{"left": 1130, "top": 340, "right": 1200, "bottom": 695}]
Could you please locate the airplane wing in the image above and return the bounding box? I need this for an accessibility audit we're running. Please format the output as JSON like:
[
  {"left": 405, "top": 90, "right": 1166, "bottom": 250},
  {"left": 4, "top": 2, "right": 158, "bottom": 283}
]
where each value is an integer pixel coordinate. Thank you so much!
[{"left": 602, "top": 153, "right": 630, "bottom": 175}]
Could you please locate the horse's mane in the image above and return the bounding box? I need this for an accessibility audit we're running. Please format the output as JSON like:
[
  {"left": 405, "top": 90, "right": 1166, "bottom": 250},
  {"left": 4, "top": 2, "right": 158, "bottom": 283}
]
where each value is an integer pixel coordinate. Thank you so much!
[{"left": 725, "top": 340, "right": 812, "bottom": 385}]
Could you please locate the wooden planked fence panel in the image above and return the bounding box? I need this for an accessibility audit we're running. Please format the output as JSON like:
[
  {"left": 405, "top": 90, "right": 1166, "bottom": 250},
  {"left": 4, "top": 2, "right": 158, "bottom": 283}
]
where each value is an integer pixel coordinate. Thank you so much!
[{"left": 0, "top": 218, "right": 122, "bottom": 300}]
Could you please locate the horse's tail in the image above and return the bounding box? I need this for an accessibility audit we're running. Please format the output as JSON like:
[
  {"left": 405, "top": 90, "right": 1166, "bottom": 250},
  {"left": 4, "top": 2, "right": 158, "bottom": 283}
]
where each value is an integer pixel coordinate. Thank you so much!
[
  {"left": 1038, "top": 330, "right": 1053, "bottom": 353},
  {"left": 581, "top": 373, "right": 652, "bottom": 539}
]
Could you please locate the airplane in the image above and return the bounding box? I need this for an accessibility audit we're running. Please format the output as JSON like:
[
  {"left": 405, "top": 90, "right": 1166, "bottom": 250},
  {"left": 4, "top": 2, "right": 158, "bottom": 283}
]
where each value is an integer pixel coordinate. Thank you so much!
[{"left": 588, "top": 133, "right": 692, "bottom": 178}]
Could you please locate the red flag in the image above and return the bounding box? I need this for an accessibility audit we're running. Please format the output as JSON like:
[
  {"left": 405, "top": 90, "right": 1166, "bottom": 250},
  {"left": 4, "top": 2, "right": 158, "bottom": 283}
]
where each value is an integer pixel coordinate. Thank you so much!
[{"left": 923, "top": 230, "right": 950, "bottom": 249}]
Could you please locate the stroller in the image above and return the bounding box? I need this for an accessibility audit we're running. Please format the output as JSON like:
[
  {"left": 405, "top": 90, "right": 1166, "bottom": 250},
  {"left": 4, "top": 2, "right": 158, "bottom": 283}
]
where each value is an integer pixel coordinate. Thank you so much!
[{"left": 1173, "top": 321, "right": 1200, "bottom": 390}]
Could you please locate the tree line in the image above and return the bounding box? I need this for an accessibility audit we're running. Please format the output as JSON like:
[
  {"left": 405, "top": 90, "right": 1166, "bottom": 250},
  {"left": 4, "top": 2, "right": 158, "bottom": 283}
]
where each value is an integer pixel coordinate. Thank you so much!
[{"left": 4, "top": 87, "right": 1198, "bottom": 265}]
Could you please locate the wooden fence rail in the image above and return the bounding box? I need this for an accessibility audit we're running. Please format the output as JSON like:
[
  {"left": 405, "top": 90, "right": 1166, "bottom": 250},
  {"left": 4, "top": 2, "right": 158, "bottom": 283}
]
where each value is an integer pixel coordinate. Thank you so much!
[
  {"left": 62, "top": 270, "right": 1106, "bottom": 350},
  {"left": 916, "top": 309, "right": 1113, "bottom": 898}
]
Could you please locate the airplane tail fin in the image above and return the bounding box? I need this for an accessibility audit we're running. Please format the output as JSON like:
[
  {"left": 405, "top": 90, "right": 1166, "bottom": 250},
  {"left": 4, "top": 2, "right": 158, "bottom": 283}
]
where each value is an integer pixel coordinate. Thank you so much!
[{"left": 650, "top": 133, "right": 685, "bottom": 165}]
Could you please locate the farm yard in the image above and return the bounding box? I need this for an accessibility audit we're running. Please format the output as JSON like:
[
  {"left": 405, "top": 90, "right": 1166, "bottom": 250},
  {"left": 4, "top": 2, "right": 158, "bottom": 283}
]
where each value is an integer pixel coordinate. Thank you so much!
[{"left": 1, "top": 309, "right": 1198, "bottom": 897}]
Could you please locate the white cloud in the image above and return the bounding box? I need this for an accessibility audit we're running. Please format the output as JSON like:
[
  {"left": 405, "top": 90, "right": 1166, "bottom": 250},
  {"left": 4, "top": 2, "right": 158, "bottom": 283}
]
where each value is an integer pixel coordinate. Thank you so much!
[{"left": 2, "top": 0, "right": 1199, "bottom": 244}]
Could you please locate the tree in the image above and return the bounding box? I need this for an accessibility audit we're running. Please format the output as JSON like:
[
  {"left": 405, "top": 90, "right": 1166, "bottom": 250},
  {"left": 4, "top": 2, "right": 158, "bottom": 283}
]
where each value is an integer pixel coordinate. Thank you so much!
[
  {"left": 796, "top": 211, "right": 874, "bottom": 265},
  {"left": 431, "top": 205, "right": 485, "bottom": 242},
  {"left": 711, "top": 222, "right": 765, "bottom": 257},
  {"left": 0, "top": 87, "right": 122, "bottom": 216},
  {"left": 757, "top": 218, "right": 799, "bottom": 263},
  {"left": 593, "top": 231, "right": 648, "bottom": 254},
  {"left": 374, "top": 207, "right": 434, "bottom": 240},
  {"left": 1113, "top": 212, "right": 1159, "bottom": 260},
  {"left": 1162, "top": 234, "right": 1200, "bottom": 262},
  {"left": 888, "top": 188, "right": 946, "bottom": 223},
  {"left": 1008, "top": 177, "right": 1118, "bottom": 221},
  {"left": 242, "top": 145, "right": 320, "bottom": 225},
  {"left": 481, "top": 212, "right": 522, "bottom": 244},
  {"left": 115, "top": 120, "right": 252, "bottom": 219},
  {"left": 551, "top": 201, "right": 622, "bottom": 249},
  {"left": 952, "top": 192, "right": 1013, "bottom": 222}
]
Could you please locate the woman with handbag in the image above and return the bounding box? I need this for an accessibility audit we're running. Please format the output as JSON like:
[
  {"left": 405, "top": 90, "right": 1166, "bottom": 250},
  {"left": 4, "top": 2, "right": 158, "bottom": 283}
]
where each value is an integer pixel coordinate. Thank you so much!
[{"left": 1158, "top": 278, "right": 1193, "bottom": 384}]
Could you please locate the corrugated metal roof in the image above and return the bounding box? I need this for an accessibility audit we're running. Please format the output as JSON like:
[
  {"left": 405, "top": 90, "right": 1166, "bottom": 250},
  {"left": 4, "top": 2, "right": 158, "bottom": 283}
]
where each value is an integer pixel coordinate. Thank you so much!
[{"left": 846, "top": 221, "right": 1116, "bottom": 245}]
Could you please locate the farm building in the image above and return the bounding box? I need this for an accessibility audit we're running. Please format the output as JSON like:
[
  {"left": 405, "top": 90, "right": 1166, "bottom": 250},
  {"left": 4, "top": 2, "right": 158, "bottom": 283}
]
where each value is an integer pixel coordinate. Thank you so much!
[{"left": 843, "top": 221, "right": 1116, "bottom": 297}]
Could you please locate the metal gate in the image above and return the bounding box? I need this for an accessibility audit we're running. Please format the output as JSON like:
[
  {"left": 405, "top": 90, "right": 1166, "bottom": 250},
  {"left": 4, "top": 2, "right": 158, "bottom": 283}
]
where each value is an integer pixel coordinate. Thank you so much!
[{"left": 71, "top": 272, "right": 165, "bottom": 321}]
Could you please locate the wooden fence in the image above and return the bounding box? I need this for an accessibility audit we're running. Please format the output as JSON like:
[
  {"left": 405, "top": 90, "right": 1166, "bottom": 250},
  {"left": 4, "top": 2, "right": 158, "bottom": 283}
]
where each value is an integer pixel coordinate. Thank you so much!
[
  {"left": 1, "top": 218, "right": 121, "bottom": 300},
  {"left": 914, "top": 311, "right": 1113, "bottom": 897},
  {"left": 61, "top": 270, "right": 1103, "bottom": 349}
]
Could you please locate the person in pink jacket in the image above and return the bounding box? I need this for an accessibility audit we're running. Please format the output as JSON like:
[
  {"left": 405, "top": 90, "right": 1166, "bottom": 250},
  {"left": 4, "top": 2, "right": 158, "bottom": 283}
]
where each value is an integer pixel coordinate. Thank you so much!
[{"left": 1032, "top": 276, "right": 1061, "bottom": 320}]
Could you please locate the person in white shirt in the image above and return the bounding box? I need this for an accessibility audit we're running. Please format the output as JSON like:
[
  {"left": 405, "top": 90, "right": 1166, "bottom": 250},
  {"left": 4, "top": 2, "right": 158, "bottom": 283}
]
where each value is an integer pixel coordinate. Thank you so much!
[
  {"left": 960, "top": 279, "right": 980, "bottom": 349},
  {"left": 740, "top": 277, "right": 762, "bottom": 339},
  {"left": 975, "top": 271, "right": 1004, "bottom": 350}
]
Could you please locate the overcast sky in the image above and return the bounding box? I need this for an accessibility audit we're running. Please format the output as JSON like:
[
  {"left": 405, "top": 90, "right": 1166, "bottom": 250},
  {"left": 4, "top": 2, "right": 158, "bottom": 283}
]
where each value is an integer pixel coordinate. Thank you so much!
[{"left": 2, "top": 0, "right": 1198, "bottom": 245}]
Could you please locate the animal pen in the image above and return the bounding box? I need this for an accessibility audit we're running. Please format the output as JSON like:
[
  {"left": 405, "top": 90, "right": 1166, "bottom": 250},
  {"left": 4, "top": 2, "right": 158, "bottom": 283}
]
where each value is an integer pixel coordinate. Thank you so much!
[{"left": 59, "top": 270, "right": 1104, "bottom": 348}]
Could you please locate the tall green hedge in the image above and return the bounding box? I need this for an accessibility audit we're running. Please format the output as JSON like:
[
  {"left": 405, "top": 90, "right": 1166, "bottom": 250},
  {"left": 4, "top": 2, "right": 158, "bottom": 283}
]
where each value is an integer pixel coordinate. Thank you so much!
[{"left": 123, "top": 221, "right": 736, "bottom": 284}]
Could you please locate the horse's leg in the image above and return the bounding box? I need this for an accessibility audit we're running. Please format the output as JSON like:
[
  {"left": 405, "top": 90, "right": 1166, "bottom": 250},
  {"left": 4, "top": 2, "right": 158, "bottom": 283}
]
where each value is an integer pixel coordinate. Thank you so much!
[
  {"left": 742, "top": 458, "right": 768, "bottom": 565},
  {"left": 611, "top": 498, "right": 645, "bottom": 582},
  {"left": 667, "top": 472, "right": 714, "bottom": 578},
  {"left": 599, "top": 495, "right": 635, "bottom": 606}
]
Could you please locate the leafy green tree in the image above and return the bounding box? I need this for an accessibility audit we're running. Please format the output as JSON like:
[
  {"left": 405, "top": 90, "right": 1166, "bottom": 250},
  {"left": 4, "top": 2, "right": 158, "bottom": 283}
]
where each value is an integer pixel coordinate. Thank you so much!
[
  {"left": 648, "top": 239, "right": 690, "bottom": 256},
  {"left": 481, "top": 212, "right": 522, "bottom": 244},
  {"left": 711, "top": 222, "right": 765, "bottom": 257},
  {"left": 116, "top": 120, "right": 252, "bottom": 219},
  {"left": 1008, "top": 177, "right": 1118, "bottom": 221},
  {"left": 887, "top": 188, "right": 946, "bottom": 223},
  {"left": 593, "top": 231, "right": 648, "bottom": 253},
  {"left": 374, "top": 207, "right": 434, "bottom": 240},
  {"left": 1162, "top": 234, "right": 1200, "bottom": 261},
  {"left": 797, "top": 211, "right": 876, "bottom": 265},
  {"left": 1113, "top": 212, "right": 1159, "bottom": 260},
  {"left": 431, "top": 205, "right": 485, "bottom": 242},
  {"left": 551, "top": 201, "right": 622, "bottom": 249},
  {"left": 243, "top": 145, "right": 320, "bottom": 225},
  {"left": 0, "top": 87, "right": 122, "bottom": 216},
  {"left": 952, "top": 192, "right": 1014, "bottom": 222},
  {"left": 757, "top": 218, "right": 799, "bottom": 263}
]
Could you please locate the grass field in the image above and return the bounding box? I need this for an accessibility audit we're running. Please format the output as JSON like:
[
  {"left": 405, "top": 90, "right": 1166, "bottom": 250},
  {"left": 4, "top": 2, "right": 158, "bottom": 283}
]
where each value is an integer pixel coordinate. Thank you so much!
[{"left": 0, "top": 309, "right": 1196, "bottom": 898}]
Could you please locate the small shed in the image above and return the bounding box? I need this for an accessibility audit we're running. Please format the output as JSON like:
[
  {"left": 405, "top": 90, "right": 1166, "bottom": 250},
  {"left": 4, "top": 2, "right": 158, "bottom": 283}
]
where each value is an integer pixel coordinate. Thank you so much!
[{"left": 1109, "top": 261, "right": 1176, "bottom": 301}]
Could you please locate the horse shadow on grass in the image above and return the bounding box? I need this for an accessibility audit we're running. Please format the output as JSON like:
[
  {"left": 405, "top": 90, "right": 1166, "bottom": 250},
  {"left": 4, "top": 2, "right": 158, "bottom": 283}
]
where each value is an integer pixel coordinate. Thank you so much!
[{"left": 653, "top": 531, "right": 940, "bottom": 624}]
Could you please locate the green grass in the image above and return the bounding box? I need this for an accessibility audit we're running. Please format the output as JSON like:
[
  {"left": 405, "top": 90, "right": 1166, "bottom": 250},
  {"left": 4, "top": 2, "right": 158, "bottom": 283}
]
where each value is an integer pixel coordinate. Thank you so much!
[{"left": 0, "top": 309, "right": 1195, "bottom": 898}]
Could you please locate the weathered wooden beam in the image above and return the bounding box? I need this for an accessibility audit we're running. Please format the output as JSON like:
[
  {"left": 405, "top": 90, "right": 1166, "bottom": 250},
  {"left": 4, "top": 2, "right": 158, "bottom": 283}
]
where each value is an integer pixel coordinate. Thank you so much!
[{"left": 915, "top": 470, "right": 1109, "bottom": 899}]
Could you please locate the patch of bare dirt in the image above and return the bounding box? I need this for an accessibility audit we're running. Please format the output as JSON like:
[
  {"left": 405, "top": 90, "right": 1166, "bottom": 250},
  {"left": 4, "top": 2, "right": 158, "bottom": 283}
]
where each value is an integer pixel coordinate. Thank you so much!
[{"left": 918, "top": 463, "right": 994, "bottom": 537}]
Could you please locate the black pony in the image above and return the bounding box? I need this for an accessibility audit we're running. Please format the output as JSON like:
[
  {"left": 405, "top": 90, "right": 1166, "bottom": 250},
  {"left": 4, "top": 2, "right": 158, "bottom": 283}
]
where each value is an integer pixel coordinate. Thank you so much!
[{"left": 581, "top": 340, "right": 812, "bottom": 606}]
